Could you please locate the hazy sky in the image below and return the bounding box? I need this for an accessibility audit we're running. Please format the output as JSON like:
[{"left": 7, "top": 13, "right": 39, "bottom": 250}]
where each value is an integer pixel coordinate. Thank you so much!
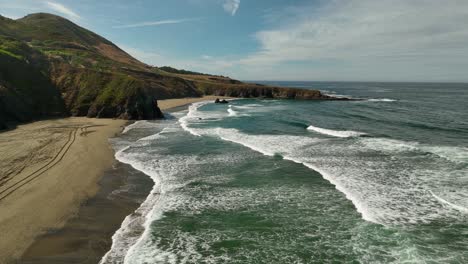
[{"left": 1, "top": 0, "right": 468, "bottom": 82}]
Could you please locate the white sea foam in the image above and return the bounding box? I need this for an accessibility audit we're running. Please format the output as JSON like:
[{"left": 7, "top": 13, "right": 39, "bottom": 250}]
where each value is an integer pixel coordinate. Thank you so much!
[
  {"left": 178, "top": 101, "right": 209, "bottom": 136},
  {"left": 181, "top": 118, "right": 377, "bottom": 223},
  {"left": 122, "top": 120, "right": 159, "bottom": 134},
  {"left": 178, "top": 102, "right": 468, "bottom": 226},
  {"left": 307, "top": 124, "right": 366, "bottom": 138},
  {"left": 193, "top": 127, "right": 379, "bottom": 224},
  {"left": 101, "top": 134, "right": 166, "bottom": 264},
  {"left": 104, "top": 100, "right": 468, "bottom": 262},
  {"left": 302, "top": 162, "right": 377, "bottom": 223},
  {"left": 214, "top": 128, "right": 323, "bottom": 157},
  {"left": 101, "top": 123, "right": 189, "bottom": 264},
  {"left": 367, "top": 98, "right": 397, "bottom": 102},
  {"left": 362, "top": 138, "right": 468, "bottom": 164},
  {"left": 227, "top": 105, "right": 238, "bottom": 117},
  {"left": 421, "top": 146, "right": 468, "bottom": 164},
  {"left": 329, "top": 94, "right": 351, "bottom": 99},
  {"left": 136, "top": 125, "right": 179, "bottom": 142},
  {"left": 226, "top": 105, "right": 253, "bottom": 117},
  {"left": 233, "top": 104, "right": 263, "bottom": 109},
  {"left": 104, "top": 118, "right": 258, "bottom": 263},
  {"left": 360, "top": 138, "right": 419, "bottom": 153},
  {"left": 179, "top": 100, "right": 250, "bottom": 136},
  {"left": 320, "top": 89, "right": 336, "bottom": 95},
  {"left": 186, "top": 119, "right": 466, "bottom": 225},
  {"left": 430, "top": 191, "right": 468, "bottom": 214}
]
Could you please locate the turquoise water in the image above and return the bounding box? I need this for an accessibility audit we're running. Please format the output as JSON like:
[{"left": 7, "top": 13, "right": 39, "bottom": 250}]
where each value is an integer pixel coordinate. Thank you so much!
[{"left": 102, "top": 82, "right": 468, "bottom": 264}]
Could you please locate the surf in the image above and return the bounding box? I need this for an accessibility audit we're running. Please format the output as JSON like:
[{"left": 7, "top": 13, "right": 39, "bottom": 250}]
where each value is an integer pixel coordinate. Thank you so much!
[
  {"left": 307, "top": 124, "right": 366, "bottom": 138},
  {"left": 429, "top": 191, "right": 468, "bottom": 214},
  {"left": 181, "top": 124, "right": 380, "bottom": 224}
]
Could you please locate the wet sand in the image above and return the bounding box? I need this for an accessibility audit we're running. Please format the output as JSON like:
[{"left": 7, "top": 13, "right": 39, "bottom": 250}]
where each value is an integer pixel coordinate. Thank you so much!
[{"left": 20, "top": 162, "right": 152, "bottom": 264}]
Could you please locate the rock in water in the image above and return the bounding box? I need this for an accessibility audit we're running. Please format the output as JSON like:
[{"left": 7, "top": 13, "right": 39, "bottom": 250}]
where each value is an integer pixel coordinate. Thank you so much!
[
  {"left": 153, "top": 98, "right": 164, "bottom": 119},
  {"left": 215, "top": 98, "right": 228, "bottom": 104}
]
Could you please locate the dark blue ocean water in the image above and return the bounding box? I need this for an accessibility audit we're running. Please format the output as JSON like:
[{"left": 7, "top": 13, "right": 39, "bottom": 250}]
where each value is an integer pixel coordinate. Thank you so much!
[{"left": 102, "top": 82, "right": 468, "bottom": 264}]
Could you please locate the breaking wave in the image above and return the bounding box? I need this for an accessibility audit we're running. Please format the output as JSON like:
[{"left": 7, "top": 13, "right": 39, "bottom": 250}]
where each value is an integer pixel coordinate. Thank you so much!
[{"left": 307, "top": 125, "right": 366, "bottom": 138}]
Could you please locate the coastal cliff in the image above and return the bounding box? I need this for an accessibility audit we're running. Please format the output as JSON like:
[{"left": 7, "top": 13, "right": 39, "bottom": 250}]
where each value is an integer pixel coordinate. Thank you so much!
[{"left": 0, "top": 13, "right": 335, "bottom": 128}]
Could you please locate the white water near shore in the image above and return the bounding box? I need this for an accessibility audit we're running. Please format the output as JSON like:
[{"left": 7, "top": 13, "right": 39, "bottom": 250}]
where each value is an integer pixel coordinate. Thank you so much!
[
  {"left": 101, "top": 83, "right": 468, "bottom": 263},
  {"left": 179, "top": 101, "right": 467, "bottom": 226}
]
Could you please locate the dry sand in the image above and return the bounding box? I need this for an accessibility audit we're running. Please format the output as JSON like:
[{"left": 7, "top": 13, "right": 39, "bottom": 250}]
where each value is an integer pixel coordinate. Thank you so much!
[
  {"left": 0, "top": 117, "right": 125, "bottom": 264},
  {"left": 158, "top": 95, "right": 234, "bottom": 110}
]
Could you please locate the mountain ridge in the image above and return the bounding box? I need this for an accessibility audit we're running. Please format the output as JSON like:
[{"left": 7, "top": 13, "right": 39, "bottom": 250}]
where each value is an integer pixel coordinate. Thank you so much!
[{"left": 0, "top": 13, "right": 336, "bottom": 129}]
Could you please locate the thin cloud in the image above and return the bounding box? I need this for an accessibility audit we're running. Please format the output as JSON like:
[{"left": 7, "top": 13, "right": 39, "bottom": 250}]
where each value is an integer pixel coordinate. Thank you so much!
[
  {"left": 223, "top": 0, "right": 240, "bottom": 16},
  {"left": 237, "top": 0, "right": 468, "bottom": 81},
  {"left": 45, "top": 1, "right": 80, "bottom": 19},
  {"left": 113, "top": 18, "right": 197, "bottom": 29}
]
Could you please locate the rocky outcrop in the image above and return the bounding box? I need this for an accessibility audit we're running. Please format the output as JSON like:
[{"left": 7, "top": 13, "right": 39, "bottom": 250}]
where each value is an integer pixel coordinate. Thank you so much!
[
  {"left": 85, "top": 96, "right": 164, "bottom": 119},
  {"left": 196, "top": 83, "right": 347, "bottom": 100},
  {"left": 153, "top": 99, "right": 164, "bottom": 119},
  {"left": 215, "top": 98, "right": 229, "bottom": 104},
  {"left": 48, "top": 62, "right": 195, "bottom": 119}
]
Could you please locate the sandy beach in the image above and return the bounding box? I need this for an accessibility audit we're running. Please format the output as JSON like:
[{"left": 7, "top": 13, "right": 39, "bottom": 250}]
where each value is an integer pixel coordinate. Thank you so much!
[
  {"left": 0, "top": 96, "right": 231, "bottom": 263},
  {"left": 157, "top": 96, "right": 234, "bottom": 111},
  {"left": 0, "top": 117, "right": 126, "bottom": 263}
]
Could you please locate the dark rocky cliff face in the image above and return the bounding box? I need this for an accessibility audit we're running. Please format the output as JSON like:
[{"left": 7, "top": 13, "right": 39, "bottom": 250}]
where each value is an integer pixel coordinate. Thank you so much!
[
  {"left": 48, "top": 62, "right": 198, "bottom": 119},
  {"left": 0, "top": 47, "right": 67, "bottom": 128},
  {"left": 194, "top": 82, "right": 341, "bottom": 100},
  {"left": 210, "top": 86, "right": 328, "bottom": 99}
]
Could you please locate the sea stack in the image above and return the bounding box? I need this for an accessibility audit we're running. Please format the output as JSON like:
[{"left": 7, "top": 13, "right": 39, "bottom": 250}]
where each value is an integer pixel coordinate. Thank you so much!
[{"left": 215, "top": 98, "right": 229, "bottom": 104}]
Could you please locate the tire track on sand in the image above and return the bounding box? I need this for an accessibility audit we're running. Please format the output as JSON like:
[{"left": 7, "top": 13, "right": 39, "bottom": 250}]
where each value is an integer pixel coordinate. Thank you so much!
[{"left": 0, "top": 127, "right": 79, "bottom": 202}]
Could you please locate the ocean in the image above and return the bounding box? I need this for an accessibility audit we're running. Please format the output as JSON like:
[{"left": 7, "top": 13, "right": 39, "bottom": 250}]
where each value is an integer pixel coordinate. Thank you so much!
[{"left": 101, "top": 82, "right": 468, "bottom": 263}]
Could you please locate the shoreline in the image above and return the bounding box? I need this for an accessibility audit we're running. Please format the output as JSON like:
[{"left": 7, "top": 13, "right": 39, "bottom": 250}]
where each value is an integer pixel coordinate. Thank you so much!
[
  {"left": 21, "top": 161, "right": 153, "bottom": 264},
  {"left": 158, "top": 95, "right": 234, "bottom": 112},
  {"left": 7, "top": 96, "right": 224, "bottom": 263}
]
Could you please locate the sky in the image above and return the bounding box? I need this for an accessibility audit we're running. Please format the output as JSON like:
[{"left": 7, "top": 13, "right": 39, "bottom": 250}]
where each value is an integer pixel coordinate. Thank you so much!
[{"left": 1, "top": 0, "right": 468, "bottom": 82}]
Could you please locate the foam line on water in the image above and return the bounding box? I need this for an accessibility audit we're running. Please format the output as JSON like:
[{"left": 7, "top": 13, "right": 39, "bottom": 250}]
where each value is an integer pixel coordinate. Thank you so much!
[
  {"left": 100, "top": 152, "right": 160, "bottom": 263},
  {"left": 122, "top": 120, "right": 158, "bottom": 134},
  {"left": 233, "top": 104, "right": 263, "bottom": 109},
  {"left": 307, "top": 124, "right": 366, "bottom": 138},
  {"left": 321, "top": 91, "right": 350, "bottom": 98},
  {"left": 362, "top": 138, "right": 468, "bottom": 164},
  {"left": 100, "top": 129, "right": 170, "bottom": 264},
  {"left": 429, "top": 191, "right": 468, "bottom": 214},
  {"left": 206, "top": 127, "right": 378, "bottom": 224},
  {"left": 179, "top": 100, "right": 243, "bottom": 136},
  {"left": 421, "top": 146, "right": 468, "bottom": 164},
  {"left": 180, "top": 112, "right": 379, "bottom": 224},
  {"left": 367, "top": 98, "right": 397, "bottom": 102},
  {"left": 301, "top": 162, "right": 377, "bottom": 223},
  {"left": 177, "top": 102, "right": 466, "bottom": 226},
  {"left": 178, "top": 101, "right": 211, "bottom": 137}
]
